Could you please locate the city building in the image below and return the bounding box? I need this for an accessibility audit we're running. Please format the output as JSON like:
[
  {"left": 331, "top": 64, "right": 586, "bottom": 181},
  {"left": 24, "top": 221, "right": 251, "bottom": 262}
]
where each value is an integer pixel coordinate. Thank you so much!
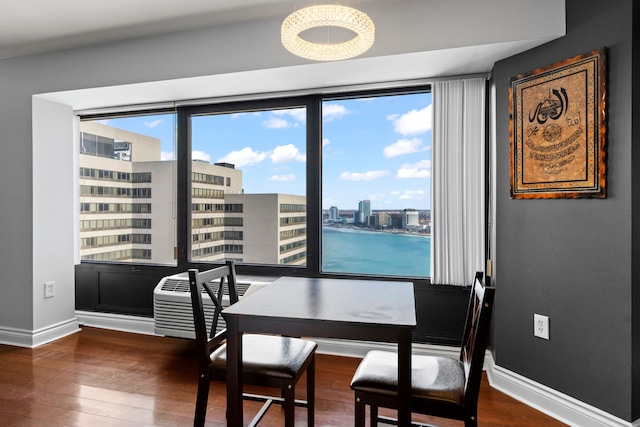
[
  {"left": 225, "top": 192, "right": 306, "bottom": 265},
  {"left": 402, "top": 209, "right": 420, "bottom": 230},
  {"left": 358, "top": 200, "right": 371, "bottom": 224},
  {"left": 329, "top": 206, "right": 339, "bottom": 221},
  {"left": 80, "top": 121, "right": 173, "bottom": 264},
  {"left": 376, "top": 212, "right": 390, "bottom": 229},
  {"left": 389, "top": 213, "right": 404, "bottom": 229}
]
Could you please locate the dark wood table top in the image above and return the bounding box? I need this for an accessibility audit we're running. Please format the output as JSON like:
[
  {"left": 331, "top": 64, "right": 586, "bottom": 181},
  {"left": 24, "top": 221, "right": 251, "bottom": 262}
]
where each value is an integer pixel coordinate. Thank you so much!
[{"left": 223, "top": 276, "right": 416, "bottom": 329}]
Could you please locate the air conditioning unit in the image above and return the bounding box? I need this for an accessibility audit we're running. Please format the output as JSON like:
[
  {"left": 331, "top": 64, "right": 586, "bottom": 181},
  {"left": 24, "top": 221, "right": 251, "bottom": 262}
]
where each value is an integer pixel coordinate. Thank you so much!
[{"left": 153, "top": 271, "right": 273, "bottom": 339}]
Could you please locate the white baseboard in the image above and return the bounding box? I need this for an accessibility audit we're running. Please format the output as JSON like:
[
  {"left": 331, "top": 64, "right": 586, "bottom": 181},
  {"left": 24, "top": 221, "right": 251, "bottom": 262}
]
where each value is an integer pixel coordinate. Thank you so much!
[
  {"left": 486, "top": 354, "right": 639, "bottom": 427},
  {"left": 75, "top": 310, "right": 156, "bottom": 335},
  {"left": 312, "top": 337, "right": 460, "bottom": 359},
  {"left": 0, "top": 317, "right": 80, "bottom": 348},
  {"left": 72, "top": 312, "right": 639, "bottom": 427}
]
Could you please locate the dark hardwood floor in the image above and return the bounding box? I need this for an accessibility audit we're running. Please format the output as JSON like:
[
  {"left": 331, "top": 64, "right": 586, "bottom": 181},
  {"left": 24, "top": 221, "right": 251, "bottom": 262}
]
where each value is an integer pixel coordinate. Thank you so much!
[{"left": 0, "top": 327, "right": 566, "bottom": 426}]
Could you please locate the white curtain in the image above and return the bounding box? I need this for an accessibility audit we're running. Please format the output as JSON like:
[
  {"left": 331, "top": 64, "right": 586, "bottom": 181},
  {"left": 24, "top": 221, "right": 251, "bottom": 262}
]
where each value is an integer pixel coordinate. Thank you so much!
[{"left": 431, "top": 78, "right": 486, "bottom": 286}]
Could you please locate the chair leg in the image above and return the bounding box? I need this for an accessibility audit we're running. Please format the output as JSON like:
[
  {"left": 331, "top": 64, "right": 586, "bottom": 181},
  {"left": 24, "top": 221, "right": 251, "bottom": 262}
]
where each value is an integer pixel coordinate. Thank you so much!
[
  {"left": 370, "top": 405, "right": 378, "bottom": 427},
  {"left": 193, "top": 372, "right": 210, "bottom": 427},
  {"left": 354, "top": 392, "right": 365, "bottom": 427},
  {"left": 283, "top": 383, "right": 296, "bottom": 427},
  {"left": 307, "top": 355, "right": 315, "bottom": 426}
]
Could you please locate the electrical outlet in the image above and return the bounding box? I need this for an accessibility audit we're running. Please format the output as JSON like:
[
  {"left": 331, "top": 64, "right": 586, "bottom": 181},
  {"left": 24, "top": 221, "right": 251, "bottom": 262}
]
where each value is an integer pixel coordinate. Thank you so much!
[
  {"left": 44, "top": 281, "right": 55, "bottom": 298},
  {"left": 534, "top": 314, "right": 549, "bottom": 340}
]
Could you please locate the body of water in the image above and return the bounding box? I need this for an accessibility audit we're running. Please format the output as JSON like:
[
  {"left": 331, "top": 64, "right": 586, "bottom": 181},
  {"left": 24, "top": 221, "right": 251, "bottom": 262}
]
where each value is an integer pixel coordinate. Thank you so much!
[{"left": 321, "top": 226, "right": 431, "bottom": 277}]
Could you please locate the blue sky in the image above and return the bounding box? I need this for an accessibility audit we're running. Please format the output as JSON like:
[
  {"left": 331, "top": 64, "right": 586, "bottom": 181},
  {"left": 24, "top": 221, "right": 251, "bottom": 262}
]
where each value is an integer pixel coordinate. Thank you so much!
[{"left": 97, "top": 91, "right": 432, "bottom": 210}]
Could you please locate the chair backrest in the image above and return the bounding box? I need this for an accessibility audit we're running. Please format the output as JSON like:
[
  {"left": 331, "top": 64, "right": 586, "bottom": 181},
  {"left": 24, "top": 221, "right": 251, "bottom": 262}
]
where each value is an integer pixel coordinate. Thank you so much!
[
  {"left": 188, "top": 260, "right": 239, "bottom": 370},
  {"left": 459, "top": 272, "right": 495, "bottom": 407}
]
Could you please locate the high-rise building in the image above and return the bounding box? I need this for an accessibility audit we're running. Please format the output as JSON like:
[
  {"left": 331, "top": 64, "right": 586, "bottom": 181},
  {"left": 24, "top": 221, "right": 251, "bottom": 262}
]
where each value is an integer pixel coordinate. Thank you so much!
[
  {"left": 79, "top": 122, "right": 306, "bottom": 266},
  {"left": 358, "top": 199, "right": 371, "bottom": 224},
  {"left": 329, "top": 206, "right": 339, "bottom": 221},
  {"left": 79, "top": 121, "right": 171, "bottom": 263},
  {"left": 241, "top": 193, "right": 306, "bottom": 264},
  {"left": 402, "top": 208, "right": 420, "bottom": 229},
  {"left": 374, "top": 212, "right": 391, "bottom": 229}
]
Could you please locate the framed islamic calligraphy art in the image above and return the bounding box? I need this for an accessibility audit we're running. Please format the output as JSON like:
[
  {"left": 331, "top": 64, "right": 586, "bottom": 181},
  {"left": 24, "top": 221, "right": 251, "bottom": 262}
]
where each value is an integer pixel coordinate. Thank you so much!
[{"left": 509, "top": 48, "right": 607, "bottom": 199}]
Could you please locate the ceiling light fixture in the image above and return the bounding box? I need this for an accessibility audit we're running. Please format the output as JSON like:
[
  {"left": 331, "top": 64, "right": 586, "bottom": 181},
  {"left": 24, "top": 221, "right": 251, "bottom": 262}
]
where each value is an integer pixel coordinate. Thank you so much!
[{"left": 281, "top": 4, "right": 375, "bottom": 62}]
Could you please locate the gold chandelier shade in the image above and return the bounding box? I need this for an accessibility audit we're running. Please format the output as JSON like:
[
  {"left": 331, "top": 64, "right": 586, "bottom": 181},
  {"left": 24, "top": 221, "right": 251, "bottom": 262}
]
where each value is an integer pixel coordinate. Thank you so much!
[{"left": 281, "top": 4, "right": 375, "bottom": 62}]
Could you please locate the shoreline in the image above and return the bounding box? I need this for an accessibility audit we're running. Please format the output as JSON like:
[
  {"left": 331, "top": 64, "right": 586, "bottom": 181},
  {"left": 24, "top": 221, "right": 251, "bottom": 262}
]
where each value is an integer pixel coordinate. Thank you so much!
[{"left": 322, "top": 223, "right": 431, "bottom": 238}]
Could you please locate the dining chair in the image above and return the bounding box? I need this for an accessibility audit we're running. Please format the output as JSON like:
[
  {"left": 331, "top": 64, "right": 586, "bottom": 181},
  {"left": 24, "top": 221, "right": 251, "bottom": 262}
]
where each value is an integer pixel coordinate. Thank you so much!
[
  {"left": 350, "top": 272, "right": 495, "bottom": 427},
  {"left": 189, "top": 260, "right": 317, "bottom": 427}
]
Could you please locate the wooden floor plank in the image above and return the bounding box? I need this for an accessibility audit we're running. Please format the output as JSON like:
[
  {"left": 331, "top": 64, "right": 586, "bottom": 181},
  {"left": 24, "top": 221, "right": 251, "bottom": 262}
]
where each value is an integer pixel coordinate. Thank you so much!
[{"left": 0, "top": 327, "right": 566, "bottom": 426}]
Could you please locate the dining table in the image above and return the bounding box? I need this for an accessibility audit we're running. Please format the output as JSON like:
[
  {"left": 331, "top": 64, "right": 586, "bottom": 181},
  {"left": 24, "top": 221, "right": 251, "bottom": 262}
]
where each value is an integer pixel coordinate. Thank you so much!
[{"left": 222, "top": 276, "right": 417, "bottom": 426}]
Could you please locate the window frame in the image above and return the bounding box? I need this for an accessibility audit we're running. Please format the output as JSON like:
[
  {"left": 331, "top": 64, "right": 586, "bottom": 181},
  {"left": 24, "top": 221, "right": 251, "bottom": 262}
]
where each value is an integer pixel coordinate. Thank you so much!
[
  {"left": 80, "top": 86, "right": 432, "bottom": 283},
  {"left": 177, "top": 96, "right": 321, "bottom": 276}
]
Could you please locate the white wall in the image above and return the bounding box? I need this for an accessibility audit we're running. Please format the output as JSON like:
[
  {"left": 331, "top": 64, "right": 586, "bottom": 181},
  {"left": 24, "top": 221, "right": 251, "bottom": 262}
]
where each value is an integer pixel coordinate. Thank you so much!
[{"left": 31, "top": 98, "right": 79, "bottom": 344}]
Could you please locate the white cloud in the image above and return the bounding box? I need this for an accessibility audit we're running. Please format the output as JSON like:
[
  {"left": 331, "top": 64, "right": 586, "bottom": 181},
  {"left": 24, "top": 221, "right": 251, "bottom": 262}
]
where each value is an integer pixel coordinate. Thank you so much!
[
  {"left": 322, "top": 138, "right": 330, "bottom": 146},
  {"left": 269, "top": 174, "right": 295, "bottom": 182},
  {"left": 273, "top": 108, "right": 306, "bottom": 122},
  {"left": 270, "top": 144, "right": 305, "bottom": 163},
  {"left": 390, "top": 105, "right": 432, "bottom": 135},
  {"left": 219, "top": 147, "right": 267, "bottom": 167},
  {"left": 383, "top": 138, "right": 426, "bottom": 158},
  {"left": 192, "top": 151, "right": 211, "bottom": 162},
  {"left": 263, "top": 108, "right": 306, "bottom": 129},
  {"left": 161, "top": 151, "right": 175, "bottom": 161},
  {"left": 144, "top": 119, "right": 163, "bottom": 128},
  {"left": 339, "top": 170, "right": 389, "bottom": 181},
  {"left": 263, "top": 117, "right": 291, "bottom": 129},
  {"left": 323, "top": 103, "right": 350, "bottom": 122},
  {"left": 397, "top": 160, "right": 431, "bottom": 178}
]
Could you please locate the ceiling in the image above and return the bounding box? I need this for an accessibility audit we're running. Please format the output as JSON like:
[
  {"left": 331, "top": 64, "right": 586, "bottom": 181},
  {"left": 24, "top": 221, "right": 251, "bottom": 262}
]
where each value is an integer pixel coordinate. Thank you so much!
[
  {"left": 0, "top": 0, "right": 303, "bottom": 60},
  {"left": 1, "top": 0, "right": 565, "bottom": 61},
  {"left": 15, "top": 0, "right": 566, "bottom": 111}
]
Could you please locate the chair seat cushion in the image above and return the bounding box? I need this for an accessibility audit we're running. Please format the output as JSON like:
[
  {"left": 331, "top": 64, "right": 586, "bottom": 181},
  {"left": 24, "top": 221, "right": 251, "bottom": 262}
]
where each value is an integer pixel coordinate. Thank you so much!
[
  {"left": 350, "top": 350, "right": 465, "bottom": 405},
  {"left": 210, "top": 334, "right": 317, "bottom": 380}
]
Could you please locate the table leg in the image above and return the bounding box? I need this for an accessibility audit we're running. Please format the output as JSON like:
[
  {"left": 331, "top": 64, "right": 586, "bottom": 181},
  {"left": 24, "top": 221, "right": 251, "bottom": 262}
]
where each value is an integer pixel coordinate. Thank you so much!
[
  {"left": 226, "top": 317, "right": 243, "bottom": 426},
  {"left": 397, "top": 327, "right": 412, "bottom": 427}
]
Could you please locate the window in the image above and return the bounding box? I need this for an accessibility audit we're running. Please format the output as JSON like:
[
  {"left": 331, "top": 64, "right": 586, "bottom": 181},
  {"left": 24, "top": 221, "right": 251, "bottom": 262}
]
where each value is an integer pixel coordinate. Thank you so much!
[
  {"left": 79, "top": 113, "right": 177, "bottom": 265},
  {"left": 321, "top": 91, "right": 432, "bottom": 277},
  {"left": 79, "top": 87, "right": 431, "bottom": 279},
  {"left": 187, "top": 102, "right": 308, "bottom": 266}
]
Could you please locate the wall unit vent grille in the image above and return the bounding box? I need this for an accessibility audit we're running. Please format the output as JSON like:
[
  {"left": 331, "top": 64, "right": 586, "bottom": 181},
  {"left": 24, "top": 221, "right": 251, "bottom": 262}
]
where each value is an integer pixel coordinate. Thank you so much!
[{"left": 153, "top": 271, "right": 273, "bottom": 339}]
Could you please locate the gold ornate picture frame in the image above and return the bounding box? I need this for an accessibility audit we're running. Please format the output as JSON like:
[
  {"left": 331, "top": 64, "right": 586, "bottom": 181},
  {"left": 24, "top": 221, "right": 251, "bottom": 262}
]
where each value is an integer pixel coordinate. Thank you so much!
[{"left": 509, "top": 48, "right": 607, "bottom": 199}]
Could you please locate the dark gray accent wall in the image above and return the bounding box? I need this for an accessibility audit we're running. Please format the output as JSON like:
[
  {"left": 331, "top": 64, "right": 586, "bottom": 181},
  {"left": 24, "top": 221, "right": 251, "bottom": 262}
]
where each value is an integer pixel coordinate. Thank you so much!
[
  {"left": 632, "top": 2, "right": 640, "bottom": 421},
  {"left": 493, "top": 0, "right": 637, "bottom": 421}
]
